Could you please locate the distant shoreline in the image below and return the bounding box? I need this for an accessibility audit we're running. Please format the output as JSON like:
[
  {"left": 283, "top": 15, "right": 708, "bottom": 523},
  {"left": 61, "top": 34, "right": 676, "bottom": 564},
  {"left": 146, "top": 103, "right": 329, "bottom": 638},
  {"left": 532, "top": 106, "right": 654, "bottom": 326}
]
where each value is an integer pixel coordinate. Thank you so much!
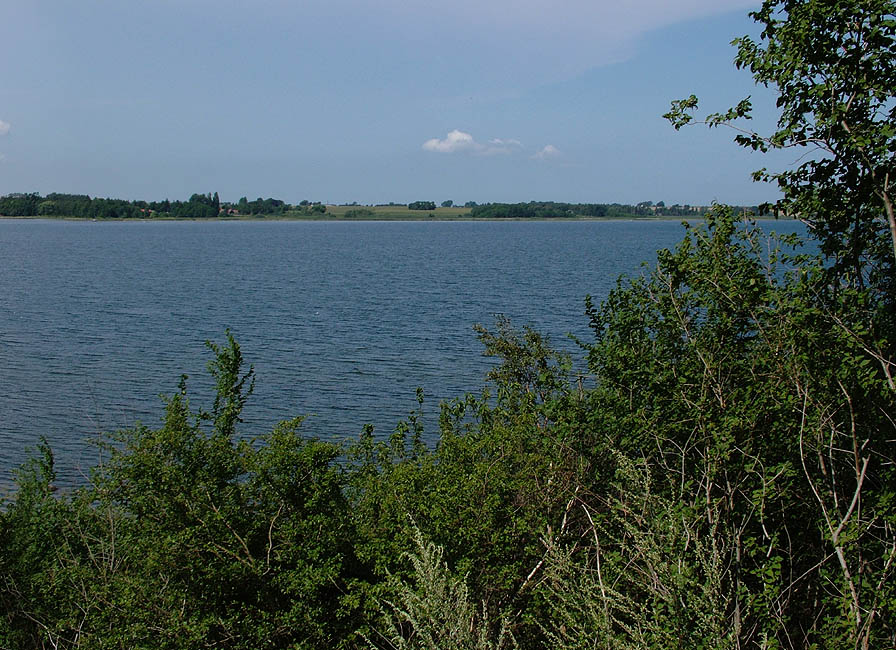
[
  {"left": 0, "top": 213, "right": 790, "bottom": 223},
  {"left": 0, "top": 195, "right": 779, "bottom": 221}
]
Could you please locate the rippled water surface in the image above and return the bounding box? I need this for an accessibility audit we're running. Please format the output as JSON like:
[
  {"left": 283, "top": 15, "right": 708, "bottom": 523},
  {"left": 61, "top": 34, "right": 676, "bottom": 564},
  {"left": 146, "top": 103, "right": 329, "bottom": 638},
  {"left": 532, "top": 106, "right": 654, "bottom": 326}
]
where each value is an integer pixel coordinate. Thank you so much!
[{"left": 0, "top": 218, "right": 806, "bottom": 485}]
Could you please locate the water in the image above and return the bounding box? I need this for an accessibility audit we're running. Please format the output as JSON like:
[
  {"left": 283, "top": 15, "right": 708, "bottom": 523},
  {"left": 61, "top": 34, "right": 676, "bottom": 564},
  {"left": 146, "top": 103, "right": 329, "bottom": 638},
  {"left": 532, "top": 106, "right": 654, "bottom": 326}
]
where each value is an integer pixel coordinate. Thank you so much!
[{"left": 0, "top": 218, "right": 806, "bottom": 485}]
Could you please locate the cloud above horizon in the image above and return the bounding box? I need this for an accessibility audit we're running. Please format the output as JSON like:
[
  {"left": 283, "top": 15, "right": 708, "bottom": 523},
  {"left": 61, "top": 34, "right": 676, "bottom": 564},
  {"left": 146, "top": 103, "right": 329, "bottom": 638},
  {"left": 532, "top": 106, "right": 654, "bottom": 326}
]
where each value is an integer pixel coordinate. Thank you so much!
[
  {"left": 486, "top": 138, "right": 524, "bottom": 155},
  {"left": 532, "top": 144, "right": 561, "bottom": 159},
  {"left": 423, "top": 130, "right": 480, "bottom": 153},
  {"left": 423, "top": 131, "right": 564, "bottom": 162},
  {"left": 423, "top": 130, "right": 526, "bottom": 155}
]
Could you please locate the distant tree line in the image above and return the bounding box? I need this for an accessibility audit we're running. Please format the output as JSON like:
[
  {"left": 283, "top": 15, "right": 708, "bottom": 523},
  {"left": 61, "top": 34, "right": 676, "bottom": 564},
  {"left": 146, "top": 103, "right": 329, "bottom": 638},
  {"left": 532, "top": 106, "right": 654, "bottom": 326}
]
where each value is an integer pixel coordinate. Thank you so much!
[
  {"left": 468, "top": 201, "right": 770, "bottom": 219},
  {"left": 0, "top": 193, "right": 147, "bottom": 219},
  {"left": 470, "top": 202, "right": 607, "bottom": 219},
  {"left": 0, "top": 192, "right": 774, "bottom": 220},
  {"left": 0, "top": 192, "right": 326, "bottom": 219}
]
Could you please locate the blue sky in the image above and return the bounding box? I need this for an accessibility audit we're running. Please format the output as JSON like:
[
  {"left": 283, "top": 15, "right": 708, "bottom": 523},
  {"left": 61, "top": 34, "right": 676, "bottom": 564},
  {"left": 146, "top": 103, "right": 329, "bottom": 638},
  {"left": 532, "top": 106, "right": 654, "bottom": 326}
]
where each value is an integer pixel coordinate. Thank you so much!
[{"left": 0, "top": 0, "right": 794, "bottom": 205}]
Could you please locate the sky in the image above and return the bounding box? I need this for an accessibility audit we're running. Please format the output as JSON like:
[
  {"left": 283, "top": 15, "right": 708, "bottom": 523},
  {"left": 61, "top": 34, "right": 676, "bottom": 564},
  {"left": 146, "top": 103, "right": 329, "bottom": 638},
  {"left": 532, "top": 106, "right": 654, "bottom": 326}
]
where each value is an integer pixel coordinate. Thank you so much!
[{"left": 0, "top": 0, "right": 796, "bottom": 206}]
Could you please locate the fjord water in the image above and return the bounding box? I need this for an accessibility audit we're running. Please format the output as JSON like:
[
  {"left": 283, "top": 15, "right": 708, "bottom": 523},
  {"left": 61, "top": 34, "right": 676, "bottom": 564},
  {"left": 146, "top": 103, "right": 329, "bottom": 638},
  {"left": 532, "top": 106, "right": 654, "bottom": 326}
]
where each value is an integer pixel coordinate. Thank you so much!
[{"left": 1, "top": 219, "right": 805, "bottom": 486}]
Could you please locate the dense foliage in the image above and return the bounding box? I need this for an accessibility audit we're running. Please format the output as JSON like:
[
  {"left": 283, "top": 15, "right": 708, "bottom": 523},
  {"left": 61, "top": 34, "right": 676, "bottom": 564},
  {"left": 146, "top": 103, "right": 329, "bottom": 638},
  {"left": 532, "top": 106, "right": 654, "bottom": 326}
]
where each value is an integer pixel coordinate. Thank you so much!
[
  {"left": 3, "top": 1, "right": 896, "bottom": 647},
  {"left": 666, "top": 0, "right": 896, "bottom": 278},
  {"left": 407, "top": 201, "right": 437, "bottom": 211}
]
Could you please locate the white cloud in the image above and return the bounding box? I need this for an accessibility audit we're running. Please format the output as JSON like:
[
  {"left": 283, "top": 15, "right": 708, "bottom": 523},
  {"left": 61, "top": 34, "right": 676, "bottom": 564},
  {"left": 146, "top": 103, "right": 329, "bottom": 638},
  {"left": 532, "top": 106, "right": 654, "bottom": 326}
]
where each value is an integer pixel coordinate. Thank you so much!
[
  {"left": 484, "top": 138, "right": 523, "bottom": 155},
  {"left": 532, "top": 144, "right": 561, "bottom": 159},
  {"left": 423, "top": 129, "right": 479, "bottom": 153},
  {"left": 423, "top": 130, "right": 524, "bottom": 155},
  {"left": 0, "top": 120, "right": 10, "bottom": 136}
]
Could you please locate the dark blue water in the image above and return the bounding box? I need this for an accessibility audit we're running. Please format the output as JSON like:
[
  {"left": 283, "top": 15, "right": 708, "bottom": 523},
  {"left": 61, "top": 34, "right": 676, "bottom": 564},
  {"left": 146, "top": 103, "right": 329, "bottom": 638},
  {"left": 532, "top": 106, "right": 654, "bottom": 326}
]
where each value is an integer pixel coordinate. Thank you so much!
[{"left": 0, "top": 219, "right": 807, "bottom": 486}]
